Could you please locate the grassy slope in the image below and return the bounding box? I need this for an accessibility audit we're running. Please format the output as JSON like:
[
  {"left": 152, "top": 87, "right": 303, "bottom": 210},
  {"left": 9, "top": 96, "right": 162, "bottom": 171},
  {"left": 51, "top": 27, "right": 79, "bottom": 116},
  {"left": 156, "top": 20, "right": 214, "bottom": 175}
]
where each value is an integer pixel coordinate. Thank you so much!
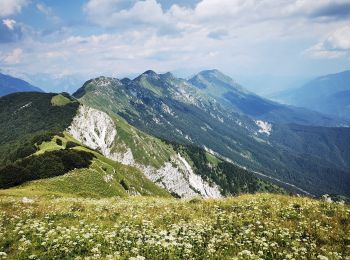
[
  {"left": 110, "top": 114, "right": 175, "bottom": 169},
  {"left": 6, "top": 133, "right": 170, "bottom": 199},
  {"left": 0, "top": 193, "right": 348, "bottom": 259},
  {"left": 50, "top": 94, "right": 72, "bottom": 106}
]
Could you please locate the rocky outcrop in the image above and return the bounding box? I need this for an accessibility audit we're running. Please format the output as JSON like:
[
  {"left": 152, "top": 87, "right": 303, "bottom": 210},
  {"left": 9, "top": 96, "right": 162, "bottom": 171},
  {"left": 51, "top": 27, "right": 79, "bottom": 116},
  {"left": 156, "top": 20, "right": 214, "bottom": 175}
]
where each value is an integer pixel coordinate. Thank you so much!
[{"left": 67, "top": 105, "right": 116, "bottom": 157}]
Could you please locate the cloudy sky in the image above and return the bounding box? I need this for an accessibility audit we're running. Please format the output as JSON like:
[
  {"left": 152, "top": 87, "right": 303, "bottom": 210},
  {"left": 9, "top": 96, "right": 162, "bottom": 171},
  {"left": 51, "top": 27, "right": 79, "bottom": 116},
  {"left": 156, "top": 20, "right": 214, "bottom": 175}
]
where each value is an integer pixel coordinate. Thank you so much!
[{"left": 1, "top": 0, "right": 350, "bottom": 94}]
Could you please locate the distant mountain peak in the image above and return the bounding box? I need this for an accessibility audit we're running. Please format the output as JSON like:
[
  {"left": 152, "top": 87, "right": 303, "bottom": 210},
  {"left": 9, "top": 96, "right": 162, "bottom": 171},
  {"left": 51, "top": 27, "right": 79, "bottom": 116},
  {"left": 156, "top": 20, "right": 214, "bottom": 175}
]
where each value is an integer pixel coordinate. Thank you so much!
[
  {"left": 198, "top": 69, "right": 224, "bottom": 76},
  {"left": 189, "top": 69, "right": 244, "bottom": 93},
  {"left": 275, "top": 70, "right": 350, "bottom": 120},
  {"left": 141, "top": 70, "right": 158, "bottom": 77},
  {"left": 92, "top": 76, "right": 121, "bottom": 87},
  {"left": 161, "top": 72, "right": 174, "bottom": 79},
  {"left": 120, "top": 77, "right": 131, "bottom": 85},
  {"left": 73, "top": 76, "right": 121, "bottom": 98}
]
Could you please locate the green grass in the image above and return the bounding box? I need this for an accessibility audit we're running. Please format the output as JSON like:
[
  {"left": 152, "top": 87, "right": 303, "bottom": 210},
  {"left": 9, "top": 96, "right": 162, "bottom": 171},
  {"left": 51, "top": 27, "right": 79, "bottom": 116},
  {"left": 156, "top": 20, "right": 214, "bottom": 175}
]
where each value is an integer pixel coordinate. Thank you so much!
[
  {"left": 110, "top": 114, "right": 174, "bottom": 169},
  {"left": 205, "top": 152, "right": 221, "bottom": 166},
  {"left": 138, "top": 77, "right": 164, "bottom": 96},
  {"left": 34, "top": 136, "right": 64, "bottom": 155},
  {"left": 0, "top": 193, "right": 348, "bottom": 259},
  {"left": 50, "top": 94, "right": 72, "bottom": 106}
]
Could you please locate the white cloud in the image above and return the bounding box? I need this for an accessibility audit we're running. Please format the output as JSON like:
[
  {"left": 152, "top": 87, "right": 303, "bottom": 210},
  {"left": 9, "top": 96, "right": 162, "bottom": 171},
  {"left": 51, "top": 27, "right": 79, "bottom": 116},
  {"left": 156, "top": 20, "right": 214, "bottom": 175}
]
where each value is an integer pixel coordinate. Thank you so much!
[
  {"left": 36, "top": 3, "right": 50, "bottom": 16},
  {"left": 2, "top": 48, "right": 23, "bottom": 64},
  {"left": 36, "top": 3, "right": 60, "bottom": 24},
  {"left": 83, "top": 0, "right": 350, "bottom": 38},
  {"left": 305, "top": 26, "right": 350, "bottom": 59},
  {"left": 2, "top": 0, "right": 350, "bottom": 92},
  {"left": 305, "top": 43, "right": 347, "bottom": 59},
  {"left": 0, "top": 18, "right": 23, "bottom": 42},
  {"left": 2, "top": 19, "right": 16, "bottom": 30},
  {"left": 326, "top": 26, "right": 350, "bottom": 50},
  {"left": 84, "top": 0, "right": 178, "bottom": 34},
  {"left": 0, "top": 0, "right": 29, "bottom": 17}
]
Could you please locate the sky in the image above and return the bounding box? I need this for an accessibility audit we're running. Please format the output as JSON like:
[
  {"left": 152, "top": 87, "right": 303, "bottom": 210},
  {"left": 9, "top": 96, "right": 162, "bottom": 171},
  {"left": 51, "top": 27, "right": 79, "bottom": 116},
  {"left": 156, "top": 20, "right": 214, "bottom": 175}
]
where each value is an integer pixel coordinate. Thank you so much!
[{"left": 0, "top": 0, "right": 350, "bottom": 95}]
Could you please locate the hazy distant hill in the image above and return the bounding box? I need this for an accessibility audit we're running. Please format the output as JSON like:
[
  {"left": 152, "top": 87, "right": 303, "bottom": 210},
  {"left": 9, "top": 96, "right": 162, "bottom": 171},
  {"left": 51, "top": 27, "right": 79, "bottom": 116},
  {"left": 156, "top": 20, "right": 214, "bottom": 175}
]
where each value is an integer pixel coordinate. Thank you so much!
[
  {"left": 0, "top": 73, "right": 43, "bottom": 96},
  {"left": 275, "top": 70, "right": 350, "bottom": 119}
]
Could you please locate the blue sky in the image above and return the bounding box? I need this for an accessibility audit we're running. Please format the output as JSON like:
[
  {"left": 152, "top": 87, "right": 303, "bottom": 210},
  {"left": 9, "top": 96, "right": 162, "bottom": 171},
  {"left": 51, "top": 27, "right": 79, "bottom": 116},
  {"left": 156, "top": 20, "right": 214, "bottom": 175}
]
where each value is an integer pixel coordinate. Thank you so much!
[{"left": 0, "top": 0, "right": 350, "bottom": 94}]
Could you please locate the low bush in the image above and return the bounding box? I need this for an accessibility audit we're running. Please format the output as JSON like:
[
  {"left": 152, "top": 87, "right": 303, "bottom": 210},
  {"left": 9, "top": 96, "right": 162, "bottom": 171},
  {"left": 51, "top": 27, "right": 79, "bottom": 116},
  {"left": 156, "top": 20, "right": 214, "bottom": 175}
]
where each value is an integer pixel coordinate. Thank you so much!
[{"left": 0, "top": 149, "right": 95, "bottom": 189}]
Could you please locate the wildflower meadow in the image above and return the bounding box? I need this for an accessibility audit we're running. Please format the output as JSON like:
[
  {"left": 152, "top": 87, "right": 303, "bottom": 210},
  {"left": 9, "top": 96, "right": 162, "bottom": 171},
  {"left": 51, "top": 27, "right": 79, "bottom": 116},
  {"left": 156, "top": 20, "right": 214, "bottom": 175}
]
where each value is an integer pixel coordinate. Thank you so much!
[{"left": 0, "top": 193, "right": 349, "bottom": 259}]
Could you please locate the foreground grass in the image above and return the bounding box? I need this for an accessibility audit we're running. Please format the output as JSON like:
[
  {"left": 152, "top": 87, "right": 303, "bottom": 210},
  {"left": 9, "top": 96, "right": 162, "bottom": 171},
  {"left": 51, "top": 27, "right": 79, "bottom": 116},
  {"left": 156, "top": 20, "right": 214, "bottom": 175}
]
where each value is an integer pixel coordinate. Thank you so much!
[{"left": 0, "top": 193, "right": 349, "bottom": 259}]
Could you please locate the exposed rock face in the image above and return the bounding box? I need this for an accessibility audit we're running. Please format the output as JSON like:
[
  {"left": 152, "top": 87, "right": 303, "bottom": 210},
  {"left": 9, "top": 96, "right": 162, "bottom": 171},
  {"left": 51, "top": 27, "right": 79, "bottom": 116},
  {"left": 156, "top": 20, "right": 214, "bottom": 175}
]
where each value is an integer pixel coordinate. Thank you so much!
[
  {"left": 68, "top": 105, "right": 222, "bottom": 198},
  {"left": 255, "top": 120, "right": 272, "bottom": 136},
  {"left": 177, "top": 155, "right": 221, "bottom": 198},
  {"left": 67, "top": 105, "right": 116, "bottom": 157},
  {"left": 142, "top": 155, "right": 222, "bottom": 198}
]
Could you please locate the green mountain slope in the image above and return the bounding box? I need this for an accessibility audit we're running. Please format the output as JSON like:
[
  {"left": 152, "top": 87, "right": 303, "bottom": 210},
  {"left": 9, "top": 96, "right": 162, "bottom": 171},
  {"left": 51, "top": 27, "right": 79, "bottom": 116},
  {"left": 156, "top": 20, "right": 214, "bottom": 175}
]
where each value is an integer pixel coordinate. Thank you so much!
[
  {"left": 74, "top": 71, "right": 350, "bottom": 197},
  {"left": 4, "top": 133, "right": 170, "bottom": 198},
  {"left": 0, "top": 92, "right": 79, "bottom": 164}
]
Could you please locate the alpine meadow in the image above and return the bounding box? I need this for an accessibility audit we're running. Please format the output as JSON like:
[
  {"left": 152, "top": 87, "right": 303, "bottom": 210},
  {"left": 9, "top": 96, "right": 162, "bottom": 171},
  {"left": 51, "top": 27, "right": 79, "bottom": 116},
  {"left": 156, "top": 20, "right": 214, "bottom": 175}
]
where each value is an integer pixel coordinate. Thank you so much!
[{"left": 0, "top": 0, "right": 350, "bottom": 259}]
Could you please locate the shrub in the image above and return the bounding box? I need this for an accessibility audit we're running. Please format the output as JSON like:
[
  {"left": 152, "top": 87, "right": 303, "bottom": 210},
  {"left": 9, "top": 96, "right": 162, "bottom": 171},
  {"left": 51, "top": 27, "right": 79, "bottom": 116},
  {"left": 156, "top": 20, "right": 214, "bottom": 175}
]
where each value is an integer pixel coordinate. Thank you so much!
[
  {"left": 13, "top": 144, "right": 37, "bottom": 160},
  {"left": 120, "top": 179, "right": 129, "bottom": 190},
  {"left": 66, "top": 141, "right": 79, "bottom": 149},
  {"left": 0, "top": 150, "right": 95, "bottom": 188},
  {"left": 0, "top": 165, "right": 31, "bottom": 189},
  {"left": 56, "top": 139, "right": 63, "bottom": 146}
]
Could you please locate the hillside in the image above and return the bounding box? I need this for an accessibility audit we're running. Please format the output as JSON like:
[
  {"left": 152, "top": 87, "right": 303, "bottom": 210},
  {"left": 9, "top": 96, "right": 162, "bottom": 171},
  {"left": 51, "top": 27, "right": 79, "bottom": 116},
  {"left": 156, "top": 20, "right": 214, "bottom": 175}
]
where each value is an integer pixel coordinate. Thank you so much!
[
  {"left": 74, "top": 72, "right": 350, "bottom": 197},
  {"left": 275, "top": 70, "right": 350, "bottom": 119},
  {"left": 0, "top": 192, "right": 348, "bottom": 259},
  {"left": 0, "top": 92, "right": 280, "bottom": 198},
  {"left": 0, "top": 73, "right": 43, "bottom": 96}
]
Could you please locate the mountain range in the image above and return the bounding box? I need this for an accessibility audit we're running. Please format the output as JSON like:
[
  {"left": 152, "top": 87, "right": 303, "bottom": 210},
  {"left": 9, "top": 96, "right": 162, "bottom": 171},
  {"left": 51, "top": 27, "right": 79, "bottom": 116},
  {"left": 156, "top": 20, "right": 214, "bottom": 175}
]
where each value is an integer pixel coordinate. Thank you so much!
[
  {"left": 189, "top": 69, "right": 344, "bottom": 126},
  {"left": 73, "top": 70, "right": 350, "bottom": 197},
  {"left": 274, "top": 70, "right": 350, "bottom": 120},
  {"left": 1, "top": 70, "right": 350, "bottom": 199}
]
